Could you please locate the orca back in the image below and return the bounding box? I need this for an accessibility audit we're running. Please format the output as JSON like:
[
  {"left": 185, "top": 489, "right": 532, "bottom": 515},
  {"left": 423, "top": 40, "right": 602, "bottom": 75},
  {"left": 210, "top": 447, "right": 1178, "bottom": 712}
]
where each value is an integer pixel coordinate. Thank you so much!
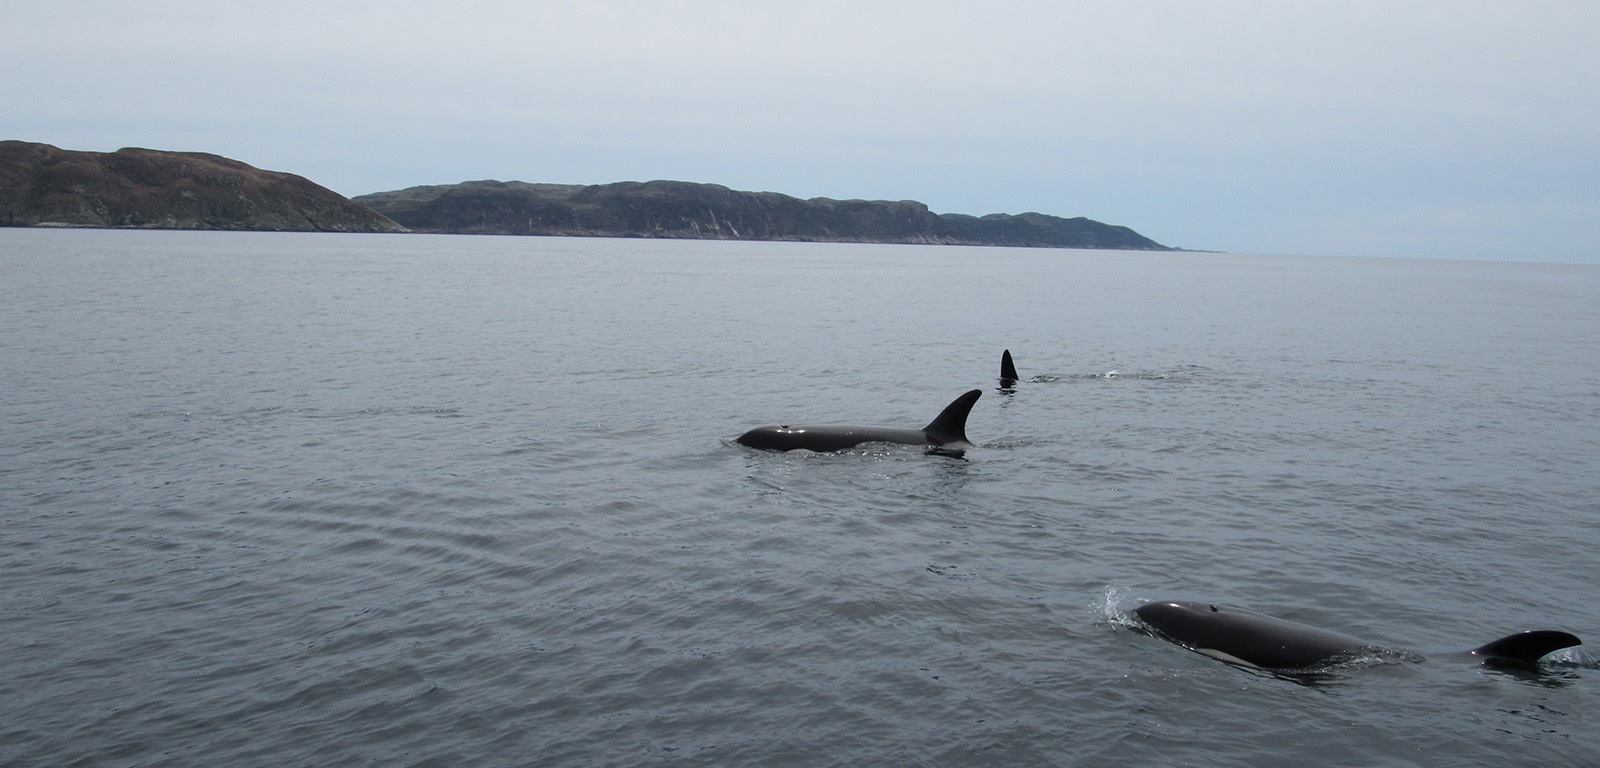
[{"left": 1470, "top": 630, "right": 1582, "bottom": 666}]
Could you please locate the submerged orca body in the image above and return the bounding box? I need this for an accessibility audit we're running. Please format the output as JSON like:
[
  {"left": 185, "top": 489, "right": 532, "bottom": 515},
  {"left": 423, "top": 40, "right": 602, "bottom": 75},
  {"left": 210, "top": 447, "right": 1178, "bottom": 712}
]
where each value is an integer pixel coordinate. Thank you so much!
[
  {"left": 737, "top": 389, "right": 982, "bottom": 455},
  {"left": 1133, "top": 600, "right": 1581, "bottom": 672},
  {"left": 999, "top": 349, "right": 1020, "bottom": 386}
]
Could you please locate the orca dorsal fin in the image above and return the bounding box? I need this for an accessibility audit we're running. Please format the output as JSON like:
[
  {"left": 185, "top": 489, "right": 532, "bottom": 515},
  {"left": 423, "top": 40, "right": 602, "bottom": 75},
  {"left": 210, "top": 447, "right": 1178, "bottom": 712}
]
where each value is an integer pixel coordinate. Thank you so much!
[
  {"left": 1000, "top": 349, "right": 1019, "bottom": 382},
  {"left": 1469, "top": 630, "right": 1582, "bottom": 665},
  {"left": 922, "top": 389, "right": 982, "bottom": 447}
]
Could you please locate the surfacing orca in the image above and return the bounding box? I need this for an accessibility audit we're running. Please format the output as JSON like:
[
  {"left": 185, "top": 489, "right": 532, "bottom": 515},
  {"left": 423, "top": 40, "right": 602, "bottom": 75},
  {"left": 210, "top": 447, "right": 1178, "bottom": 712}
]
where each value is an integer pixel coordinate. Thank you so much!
[
  {"left": 999, "top": 349, "right": 1019, "bottom": 386},
  {"left": 736, "top": 389, "right": 981, "bottom": 456},
  {"left": 1133, "top": 600, "right": 1581, "bottom": 673}
]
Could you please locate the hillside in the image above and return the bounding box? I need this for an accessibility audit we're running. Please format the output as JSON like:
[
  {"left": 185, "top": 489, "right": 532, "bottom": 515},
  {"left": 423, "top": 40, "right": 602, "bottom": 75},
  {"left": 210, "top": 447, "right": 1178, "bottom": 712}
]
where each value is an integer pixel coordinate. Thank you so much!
[
  {"left": 355, "top": 179, "right": 1171, "bottom": 250},
  {"left": 0, "top": 140, "right": 1174, "bottom": 249},
  {"left": 0, "top": 141, "right": 403, "bottom": 233}
]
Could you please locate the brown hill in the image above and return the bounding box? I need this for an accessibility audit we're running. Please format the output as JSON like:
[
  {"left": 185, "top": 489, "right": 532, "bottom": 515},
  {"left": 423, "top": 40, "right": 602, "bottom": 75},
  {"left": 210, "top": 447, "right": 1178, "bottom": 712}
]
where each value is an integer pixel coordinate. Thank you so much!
[{"left": 0, "top": 141, "right": 403, "bottom": 233}]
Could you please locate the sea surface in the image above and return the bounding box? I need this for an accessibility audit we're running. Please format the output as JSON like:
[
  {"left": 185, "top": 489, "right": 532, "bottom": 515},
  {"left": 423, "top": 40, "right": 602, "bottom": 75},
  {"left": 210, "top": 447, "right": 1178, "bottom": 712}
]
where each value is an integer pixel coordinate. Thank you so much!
[{"left": 3, "top": 229, "right": 1598, "bottom": 767}]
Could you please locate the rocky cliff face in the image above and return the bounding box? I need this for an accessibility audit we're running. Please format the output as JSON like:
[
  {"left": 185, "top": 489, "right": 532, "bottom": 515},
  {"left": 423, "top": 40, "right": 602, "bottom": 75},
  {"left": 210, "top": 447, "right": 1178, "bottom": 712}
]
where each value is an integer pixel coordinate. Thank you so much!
[
  {"left": 0, "top": 141, "right": 404, "bottom": 233},
  {"left": 355, "top": 179, "right": 1171, "bottom": 250}
]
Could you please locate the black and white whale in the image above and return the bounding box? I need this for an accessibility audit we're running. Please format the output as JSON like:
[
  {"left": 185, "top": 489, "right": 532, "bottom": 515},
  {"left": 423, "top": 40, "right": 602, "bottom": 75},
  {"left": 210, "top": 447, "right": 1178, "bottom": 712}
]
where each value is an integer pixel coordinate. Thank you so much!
[
  {"left": 736, "top": 389, "right": 981, "bottom": 455},
  {"left": 1133, "top": 600, "right": 1581, "bottom": 673}
]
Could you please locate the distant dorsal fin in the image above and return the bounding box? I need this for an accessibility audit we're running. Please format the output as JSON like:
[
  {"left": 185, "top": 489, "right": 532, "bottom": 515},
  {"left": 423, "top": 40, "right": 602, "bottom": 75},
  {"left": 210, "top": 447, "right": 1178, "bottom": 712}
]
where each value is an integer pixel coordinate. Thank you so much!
[
  {"left": 922, "top": 389, "right": 982, "bottom": 447},
  {"left": 1469, "top": 630, "right": 1581, "bottom": 665},
  {"left": 1000, "top": 350, "right": 1019, "bottom": 382}
]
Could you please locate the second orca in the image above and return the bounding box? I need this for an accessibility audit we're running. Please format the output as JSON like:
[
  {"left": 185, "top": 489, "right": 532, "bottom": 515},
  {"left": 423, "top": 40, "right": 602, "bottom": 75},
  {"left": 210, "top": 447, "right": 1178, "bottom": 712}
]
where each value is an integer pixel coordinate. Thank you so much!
[
  {"left": 736, "top": 389, "right": 981, "bottom": 456},
  {"left": 999, "top": 349, "right": 1019, "bottom": 387},
  {"left": 1133, "top": 600, "right": 1581, "bottom": 674}
]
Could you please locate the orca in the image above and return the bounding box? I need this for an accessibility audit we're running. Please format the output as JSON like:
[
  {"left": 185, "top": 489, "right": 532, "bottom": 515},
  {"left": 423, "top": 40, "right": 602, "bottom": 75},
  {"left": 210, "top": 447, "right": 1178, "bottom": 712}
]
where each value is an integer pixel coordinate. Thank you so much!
[
  {"left": 1133, "top": 600, "right": 1581, "bottom": 673},
  {"left": 999, "top": 349, "right": 1019, "bottom": 386},
  {"left": 736, "top": 389, "right": 981, "bottom": 455}
]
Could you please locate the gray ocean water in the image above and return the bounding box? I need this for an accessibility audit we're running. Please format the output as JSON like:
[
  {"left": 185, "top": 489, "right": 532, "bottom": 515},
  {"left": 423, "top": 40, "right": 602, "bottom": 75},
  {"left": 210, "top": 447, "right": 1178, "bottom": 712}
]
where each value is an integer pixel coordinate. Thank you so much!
[{"left": 3, "top": 228, "right": 1598, "bottom": 767}]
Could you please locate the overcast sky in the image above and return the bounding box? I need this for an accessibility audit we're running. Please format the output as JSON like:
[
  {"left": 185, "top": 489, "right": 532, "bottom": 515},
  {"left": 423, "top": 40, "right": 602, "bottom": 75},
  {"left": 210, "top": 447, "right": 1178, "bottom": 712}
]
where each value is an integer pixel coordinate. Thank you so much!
[{"left": 6, "top": 1, "right": 1597, "bottom": 262}]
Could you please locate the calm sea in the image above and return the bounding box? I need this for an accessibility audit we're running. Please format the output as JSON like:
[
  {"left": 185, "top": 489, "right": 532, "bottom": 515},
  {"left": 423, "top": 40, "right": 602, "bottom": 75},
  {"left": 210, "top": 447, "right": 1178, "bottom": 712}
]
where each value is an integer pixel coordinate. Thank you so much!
[{"left": 3, "top": 229, "right": 1598, "bottom": 767}]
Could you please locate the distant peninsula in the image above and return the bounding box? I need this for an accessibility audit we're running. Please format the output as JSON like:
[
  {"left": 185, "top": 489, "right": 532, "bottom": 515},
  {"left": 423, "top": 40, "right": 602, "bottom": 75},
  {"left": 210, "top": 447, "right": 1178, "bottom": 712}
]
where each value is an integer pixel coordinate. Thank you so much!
[
  {"left": 355, "top": 180, "right": 1173, "bottom": 250},
  {"left": 0, "top": 141, "right": 403, "bottom": 233},
  {"left": 2, "top": 140, "right": 1174, "bottom": 250}
]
